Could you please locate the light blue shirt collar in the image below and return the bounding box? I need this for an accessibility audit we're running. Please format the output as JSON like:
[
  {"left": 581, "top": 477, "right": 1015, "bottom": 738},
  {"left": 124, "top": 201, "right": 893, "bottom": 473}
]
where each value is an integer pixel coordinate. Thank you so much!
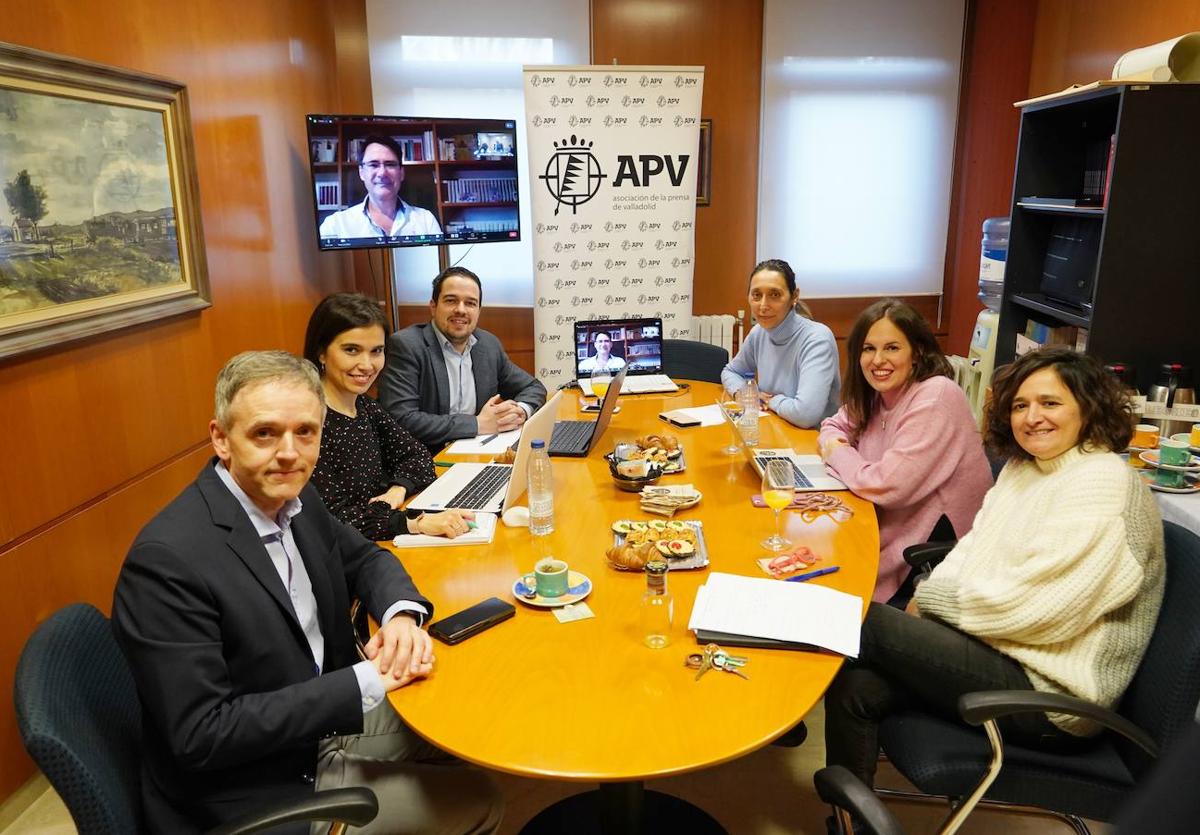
[
  {"left": 430, "top": 322, "right": 477, "bottom": 354},
  {"left": 214, "top": 461, "right": 303, "bottom": 537}
]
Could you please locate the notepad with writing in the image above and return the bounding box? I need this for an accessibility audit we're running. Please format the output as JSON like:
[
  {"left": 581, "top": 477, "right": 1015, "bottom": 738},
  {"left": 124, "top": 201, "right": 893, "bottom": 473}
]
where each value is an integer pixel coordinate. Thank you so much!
[
  {"left": 391, "top": 512, "right": 497, "bottom": 548},
  {"left": 687, "top": 572, "right": 863, "bottom": 657}
]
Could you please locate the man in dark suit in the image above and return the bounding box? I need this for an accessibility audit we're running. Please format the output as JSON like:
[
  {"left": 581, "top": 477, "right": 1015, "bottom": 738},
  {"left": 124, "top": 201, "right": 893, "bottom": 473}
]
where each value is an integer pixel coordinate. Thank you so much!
[
  {"left": 378, "top": 266, "right": 546, "bottom": 450},
  {"left": 112, "top": 351, "right": 501, "bottom": 834}
]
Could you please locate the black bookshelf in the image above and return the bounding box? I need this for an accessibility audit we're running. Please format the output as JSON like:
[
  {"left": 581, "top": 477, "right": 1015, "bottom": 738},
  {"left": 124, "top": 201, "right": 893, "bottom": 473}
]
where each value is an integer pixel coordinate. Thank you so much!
[{"left": 995, "top": 84, "right": 1200, "bottom": 393}]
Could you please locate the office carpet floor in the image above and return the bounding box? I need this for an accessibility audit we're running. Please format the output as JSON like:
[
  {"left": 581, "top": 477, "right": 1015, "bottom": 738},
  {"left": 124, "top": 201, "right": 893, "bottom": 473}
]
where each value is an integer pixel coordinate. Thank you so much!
[{"left": 0, "top": 704, "right": 1107, "bottom": 834}]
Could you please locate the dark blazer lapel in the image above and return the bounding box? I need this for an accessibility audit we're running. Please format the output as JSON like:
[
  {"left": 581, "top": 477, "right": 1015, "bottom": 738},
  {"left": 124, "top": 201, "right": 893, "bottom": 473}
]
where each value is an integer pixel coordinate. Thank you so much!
[
  {"left": 197, "top": 464, "right": 306, "bottom": 641},
  {"left": 471, "top": 334, "right": 495, "bottom": 403},
  {"left": 290, "top": 504, "right": 338, "bottom": 642},
  {"left": 423, "top": 324, "right": 451, "bottom": 414}
]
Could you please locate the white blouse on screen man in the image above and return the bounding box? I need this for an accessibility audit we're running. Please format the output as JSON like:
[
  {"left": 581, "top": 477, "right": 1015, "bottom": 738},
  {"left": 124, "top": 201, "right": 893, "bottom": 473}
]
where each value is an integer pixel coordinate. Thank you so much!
[{"left": 319, "top": 197, "right": 442, "bottom": 238}]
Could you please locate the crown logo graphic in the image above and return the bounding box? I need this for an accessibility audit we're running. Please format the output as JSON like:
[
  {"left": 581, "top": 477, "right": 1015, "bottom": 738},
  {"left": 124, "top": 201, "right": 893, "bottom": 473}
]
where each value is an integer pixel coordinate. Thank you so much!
[{"left": 538, "top": 135, "right": 604, "bottom": 216}]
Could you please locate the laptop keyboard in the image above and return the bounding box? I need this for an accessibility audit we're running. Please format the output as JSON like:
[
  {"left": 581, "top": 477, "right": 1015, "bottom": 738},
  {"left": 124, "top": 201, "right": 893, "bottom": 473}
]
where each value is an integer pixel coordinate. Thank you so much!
[
  {"left": 755, "top": 455, "right": 814, "bottom": 489},
  {"left": 549, "top": 421, "right": 593, "bottom": 455},
  {"left": 445, "top": 465, "right": 511, "bottom": 509}
]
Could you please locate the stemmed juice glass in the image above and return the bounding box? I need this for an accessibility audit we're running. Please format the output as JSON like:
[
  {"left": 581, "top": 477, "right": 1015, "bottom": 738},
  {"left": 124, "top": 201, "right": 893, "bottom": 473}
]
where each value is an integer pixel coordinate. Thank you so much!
[
  {"left": 761, "top": 459, "right": 795, "bottom": 551},
  {"left": 720, "top": 384, "right": 744, "bottom": 455},
  {"left": 591, "top": 370, "right": 612, "bottom": 403}
]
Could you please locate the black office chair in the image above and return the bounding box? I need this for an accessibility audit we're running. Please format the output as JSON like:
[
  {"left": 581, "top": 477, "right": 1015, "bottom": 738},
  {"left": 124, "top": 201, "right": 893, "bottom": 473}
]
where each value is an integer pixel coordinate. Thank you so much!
[
  {"left": 819, "top": 719, "right": 1200, "bottom": 835},
  {"left": 865, "top": 521, "right": 1200, "bottom": 834},
  {"left": 14, "top": 603, "right": 378, "bottom": 835},
  {"left": 662, "top": 338, "right": 728, "bottom": 384}
]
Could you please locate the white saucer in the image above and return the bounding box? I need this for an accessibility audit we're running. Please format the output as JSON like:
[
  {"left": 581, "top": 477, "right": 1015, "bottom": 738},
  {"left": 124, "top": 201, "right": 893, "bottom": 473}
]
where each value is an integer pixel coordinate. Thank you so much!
[
  {"left": 1139, "top": 450, "right": 1200, "bottom": 472},
  {"left": 512, "top": 571, "right": 593, "bottom": 608}
]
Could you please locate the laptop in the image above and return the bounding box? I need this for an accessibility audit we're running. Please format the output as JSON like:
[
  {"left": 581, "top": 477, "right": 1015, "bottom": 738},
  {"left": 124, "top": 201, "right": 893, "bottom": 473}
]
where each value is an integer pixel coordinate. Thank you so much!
[
  {"left": 718, "top": 404, "right": 846, "bottom": 492},
  {"left": 406, "top": 391, "right": 563, "bottom": 512},
  {"left": 574, "top": 317, "right": 678, "bottom": 395},
  {"left": 548, "top": 366, "right": 627, "bottom": 457}
]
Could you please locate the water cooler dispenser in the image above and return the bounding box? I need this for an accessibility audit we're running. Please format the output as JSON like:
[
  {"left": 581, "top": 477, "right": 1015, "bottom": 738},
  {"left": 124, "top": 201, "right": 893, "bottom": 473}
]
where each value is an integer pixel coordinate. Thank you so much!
[{"left": 964, "top": 217, "right": 1008, "bottom": 424}]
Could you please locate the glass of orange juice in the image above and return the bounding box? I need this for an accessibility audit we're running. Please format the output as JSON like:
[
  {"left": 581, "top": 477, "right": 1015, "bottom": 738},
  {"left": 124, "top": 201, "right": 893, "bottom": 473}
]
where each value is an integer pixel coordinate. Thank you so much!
[
  {"left": 591, "top": 371, "right": 612, "bottom": 402},
  {"left": 761, "top": 459, "right": 795, "bottom": 551}
]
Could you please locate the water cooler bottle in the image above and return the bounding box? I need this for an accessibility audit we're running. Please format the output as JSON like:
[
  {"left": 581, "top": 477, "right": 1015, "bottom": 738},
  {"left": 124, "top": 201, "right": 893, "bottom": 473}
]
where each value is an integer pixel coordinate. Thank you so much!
[{"left": 964, "top": 217, "right": 1009, "bottom": 424}]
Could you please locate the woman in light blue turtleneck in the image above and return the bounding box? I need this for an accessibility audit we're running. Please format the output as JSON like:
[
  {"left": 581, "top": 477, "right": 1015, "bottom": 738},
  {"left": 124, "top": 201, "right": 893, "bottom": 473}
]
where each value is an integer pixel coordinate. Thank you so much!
[{"left": 720, "top": 259, "right": 840, "bottom": 428}]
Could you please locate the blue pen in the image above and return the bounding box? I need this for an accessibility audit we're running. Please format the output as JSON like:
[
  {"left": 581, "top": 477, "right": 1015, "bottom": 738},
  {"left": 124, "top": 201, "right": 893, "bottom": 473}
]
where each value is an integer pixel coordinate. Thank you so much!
[{"left": 786, "top": 566, "right": 840, "bottom": 583}]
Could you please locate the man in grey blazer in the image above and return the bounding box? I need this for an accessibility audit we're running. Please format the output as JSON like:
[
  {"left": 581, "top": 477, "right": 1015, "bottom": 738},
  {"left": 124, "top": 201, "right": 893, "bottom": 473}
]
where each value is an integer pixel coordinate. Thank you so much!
[{"left": 379, "top": 266, "right": 547, "bottom": 450}]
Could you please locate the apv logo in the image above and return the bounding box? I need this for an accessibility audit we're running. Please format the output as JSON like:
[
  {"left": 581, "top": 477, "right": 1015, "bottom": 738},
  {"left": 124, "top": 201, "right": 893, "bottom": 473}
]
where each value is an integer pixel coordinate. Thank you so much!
[{"left": 539, "top": 134, "right": 605, "bottom": 216}]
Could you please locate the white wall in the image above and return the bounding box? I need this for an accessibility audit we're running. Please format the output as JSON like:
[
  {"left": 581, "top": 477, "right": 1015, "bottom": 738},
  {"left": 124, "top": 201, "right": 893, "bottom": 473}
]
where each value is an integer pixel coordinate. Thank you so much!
[{"left": 365, "top": 0, "right": 591, "bottom": 305}]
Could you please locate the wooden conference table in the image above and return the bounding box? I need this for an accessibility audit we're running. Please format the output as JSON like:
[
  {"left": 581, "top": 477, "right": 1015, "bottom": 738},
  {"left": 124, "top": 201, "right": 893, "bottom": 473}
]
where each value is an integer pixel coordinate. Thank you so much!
[{"left": 385, "top": 381, "right": 879, "bottom": 833}]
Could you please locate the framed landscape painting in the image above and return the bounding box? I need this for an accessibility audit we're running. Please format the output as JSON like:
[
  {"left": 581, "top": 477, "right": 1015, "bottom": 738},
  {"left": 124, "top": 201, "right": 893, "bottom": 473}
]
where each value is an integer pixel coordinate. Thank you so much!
[{"left": 0, "top": 42, "right": 209, "bottom": 360}]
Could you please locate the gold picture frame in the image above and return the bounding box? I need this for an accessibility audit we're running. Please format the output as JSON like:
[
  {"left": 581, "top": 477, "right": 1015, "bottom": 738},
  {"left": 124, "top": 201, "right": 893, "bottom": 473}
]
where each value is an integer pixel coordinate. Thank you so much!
[
  {"left": 696, "top": 118, "right": 712, "bottom": 207},
  {"left": 0, "top": 42, "right": 209, "bottom": 360}
]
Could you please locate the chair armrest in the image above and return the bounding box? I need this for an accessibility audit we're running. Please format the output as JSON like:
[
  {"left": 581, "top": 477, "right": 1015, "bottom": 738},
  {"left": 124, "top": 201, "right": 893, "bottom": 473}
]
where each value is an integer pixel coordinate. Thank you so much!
[
  {"left": 958, "top": 690, "right": 1158, "bottom": 757},
  {"left": 813, "top": 766, "right": 905, "bottom": 835},
  {"left": 902, "top": 540, "right": 955, "bottom": 570},
  {"left": 207, "top": 787, "right": 379, "bottom": 835}
]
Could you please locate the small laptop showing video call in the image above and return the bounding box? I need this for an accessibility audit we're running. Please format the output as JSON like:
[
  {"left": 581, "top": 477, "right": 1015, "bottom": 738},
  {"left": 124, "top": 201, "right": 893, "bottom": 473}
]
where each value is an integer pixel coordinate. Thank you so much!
[
  {"left": 407, "top": 391, "right": 563, "bottom": 513},
  {"left": 548, "top": 366, "right": 627, "bottom": 458},
  {"left": 574, "top": 317, "right": 678, "bottom": 396},
  {"left": 717, "top": 404, "right": 846, "bottom": 492}
]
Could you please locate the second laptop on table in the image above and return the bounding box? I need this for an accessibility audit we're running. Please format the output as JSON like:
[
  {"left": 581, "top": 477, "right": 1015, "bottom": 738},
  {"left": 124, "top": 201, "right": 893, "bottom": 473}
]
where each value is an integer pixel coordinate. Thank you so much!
[
  {"left": 548, "top": 366, "right": 627, "bottom": 457},
  {"left": 575, "top": 317, "right": 678, "bottom": 395}
]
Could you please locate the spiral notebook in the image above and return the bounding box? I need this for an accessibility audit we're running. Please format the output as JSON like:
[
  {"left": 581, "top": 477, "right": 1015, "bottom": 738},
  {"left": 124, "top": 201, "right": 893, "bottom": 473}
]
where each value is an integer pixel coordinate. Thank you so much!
[{"left": 391, "top": 512, "right": 497, "bottom": 548}]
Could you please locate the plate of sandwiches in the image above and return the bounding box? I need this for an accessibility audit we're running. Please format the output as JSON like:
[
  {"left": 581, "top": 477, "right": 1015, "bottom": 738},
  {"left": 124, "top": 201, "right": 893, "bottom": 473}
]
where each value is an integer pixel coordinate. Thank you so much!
[
  {"left": 610, "top": 434, "right": 686, "bottom": 475},
  {"left": 606, "top": 519, "right": 709, "bottom": 571}
]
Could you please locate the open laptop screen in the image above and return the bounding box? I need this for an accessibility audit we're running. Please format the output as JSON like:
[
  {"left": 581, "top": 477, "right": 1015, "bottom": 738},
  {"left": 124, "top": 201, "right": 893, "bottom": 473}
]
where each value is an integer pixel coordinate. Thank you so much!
[{"left": 573, "top": 317, "right": 664, "bottom": 378}]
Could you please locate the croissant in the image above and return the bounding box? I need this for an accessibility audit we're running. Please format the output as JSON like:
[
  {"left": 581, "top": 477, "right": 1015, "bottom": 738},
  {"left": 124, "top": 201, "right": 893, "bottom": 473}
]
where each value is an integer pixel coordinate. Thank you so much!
[
  {"left": 605, "top": 542, "right": 653, "bottom": 571},
  {"left": 635, "top": 433, "right": 679, "bottom": 452}
]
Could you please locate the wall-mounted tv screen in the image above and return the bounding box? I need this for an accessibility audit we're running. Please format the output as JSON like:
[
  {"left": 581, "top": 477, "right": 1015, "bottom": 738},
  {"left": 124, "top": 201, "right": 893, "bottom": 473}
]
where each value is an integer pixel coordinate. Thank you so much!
[{"left": 306, "top": 114, "right": 521, "bottom": 251}]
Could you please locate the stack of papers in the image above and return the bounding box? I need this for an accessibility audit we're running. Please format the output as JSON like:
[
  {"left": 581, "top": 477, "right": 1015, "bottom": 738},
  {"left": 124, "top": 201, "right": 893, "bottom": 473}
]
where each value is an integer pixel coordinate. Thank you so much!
[
  {"left": 444, "top": 430, "right": 521, "bottom": 454},
  {"left": 687, "top": 572, "right": 863, "bottom": 657},
  {"left": 391, "top": 512, "right": 497, "bottom": 548}
]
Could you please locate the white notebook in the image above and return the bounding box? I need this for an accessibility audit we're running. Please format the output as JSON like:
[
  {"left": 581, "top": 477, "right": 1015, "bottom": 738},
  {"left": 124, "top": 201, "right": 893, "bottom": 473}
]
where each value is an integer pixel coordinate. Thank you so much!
[
  {"left": 391, "top": 512, "right": 497, "bottom": 548},
  {"left": 687, "top": 572, "right": 863, "bottom": 657}
]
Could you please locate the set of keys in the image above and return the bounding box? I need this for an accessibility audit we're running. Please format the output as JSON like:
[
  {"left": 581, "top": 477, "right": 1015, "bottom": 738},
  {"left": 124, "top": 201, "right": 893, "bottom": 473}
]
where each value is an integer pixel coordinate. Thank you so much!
[{"left": 686, "top": 643, "right": 750, "bottom": 680}]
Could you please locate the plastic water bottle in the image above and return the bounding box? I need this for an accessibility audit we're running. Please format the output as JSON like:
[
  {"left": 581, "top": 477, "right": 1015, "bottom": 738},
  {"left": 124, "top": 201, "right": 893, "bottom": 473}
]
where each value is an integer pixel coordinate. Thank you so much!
[
  {"left": 978, "top": 216, "right": 1009, "bottom": 312},
  {"left": 737, "top": 375, "right": 760, "bottom": 447},
  {"left": 527, "top": 439, "right": 554, "bottom": 535}
]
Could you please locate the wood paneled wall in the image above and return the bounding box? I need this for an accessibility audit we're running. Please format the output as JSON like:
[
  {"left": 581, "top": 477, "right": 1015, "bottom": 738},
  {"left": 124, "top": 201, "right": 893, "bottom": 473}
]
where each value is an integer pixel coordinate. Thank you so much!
[
  {"left": 940, "top": 0, "right": 1038, "bottom": 355},
  {"left": 0, "top": 0, "right": 371, "bottom": 799},
  {"left": 591, "top": 0, "right": 764, "bottom": 321},
  {"left": 1028, "top": 0, "right": 1200, "bottom": 96}
]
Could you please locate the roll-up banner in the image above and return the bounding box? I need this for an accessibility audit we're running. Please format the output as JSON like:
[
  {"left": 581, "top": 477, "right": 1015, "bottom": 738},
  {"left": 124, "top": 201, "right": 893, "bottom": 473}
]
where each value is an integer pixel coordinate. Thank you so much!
[{"left": 523, "top": 65, "right": 704, "bottom": 389}]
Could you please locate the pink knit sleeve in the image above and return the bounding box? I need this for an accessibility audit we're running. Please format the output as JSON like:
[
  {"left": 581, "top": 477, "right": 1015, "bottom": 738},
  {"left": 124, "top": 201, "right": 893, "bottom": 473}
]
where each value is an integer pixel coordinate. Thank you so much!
[
  {"left": 818, "top": 406, "right": 854, "bottom": 446},
  {"left": 825, "top": 380, "right": 978, "bottom": 509}
]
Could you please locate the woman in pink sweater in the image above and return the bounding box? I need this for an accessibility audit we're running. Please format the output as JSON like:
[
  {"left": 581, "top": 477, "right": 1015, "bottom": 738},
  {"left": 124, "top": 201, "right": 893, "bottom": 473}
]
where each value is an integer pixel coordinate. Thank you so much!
[{"left": 818, "top": 299, "right": 992, "bottom": 604}]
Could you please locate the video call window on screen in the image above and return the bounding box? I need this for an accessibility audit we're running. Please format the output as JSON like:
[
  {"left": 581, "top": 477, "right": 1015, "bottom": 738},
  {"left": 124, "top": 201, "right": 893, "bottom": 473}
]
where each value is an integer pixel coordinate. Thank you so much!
[
  {"left": 575, "top": 319, "right": 664, "bottom": 375},
  {"left": 306, "top": 114, "right": 521, "bottom": 251}
]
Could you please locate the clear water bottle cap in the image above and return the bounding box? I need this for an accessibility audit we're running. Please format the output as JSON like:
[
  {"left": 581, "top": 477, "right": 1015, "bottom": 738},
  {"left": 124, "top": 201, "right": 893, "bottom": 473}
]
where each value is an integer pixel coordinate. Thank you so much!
[{"left": 531, "top": 439, "right": 545, "bottom": 449}]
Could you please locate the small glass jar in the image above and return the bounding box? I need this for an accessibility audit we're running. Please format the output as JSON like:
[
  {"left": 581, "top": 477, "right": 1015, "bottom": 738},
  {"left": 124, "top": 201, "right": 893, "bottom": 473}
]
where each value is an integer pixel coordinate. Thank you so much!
[{"left": 640, "top": 559, "right": 674, "bottom": 649}]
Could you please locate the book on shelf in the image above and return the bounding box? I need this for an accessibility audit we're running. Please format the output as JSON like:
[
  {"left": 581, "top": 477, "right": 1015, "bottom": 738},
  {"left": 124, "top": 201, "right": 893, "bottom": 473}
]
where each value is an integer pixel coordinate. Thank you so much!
[
  {"left": 314, "top": 175, "right": 341, "bottom": 210},
  {"left": 444, "top": 176, "right": 517, "bottom": 203},
  {"left": 1018, "top": 322, "right": 1089, "bottom": 354},
  {"left": 1018, "top": 196, "right": 1105, "bottom": 208}
]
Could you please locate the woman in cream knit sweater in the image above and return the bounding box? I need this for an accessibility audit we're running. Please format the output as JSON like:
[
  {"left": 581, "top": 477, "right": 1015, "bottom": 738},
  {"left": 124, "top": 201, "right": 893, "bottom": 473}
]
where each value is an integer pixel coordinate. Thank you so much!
[{"left": 824, "top": 346, "right": 1164, "bottom": 787}]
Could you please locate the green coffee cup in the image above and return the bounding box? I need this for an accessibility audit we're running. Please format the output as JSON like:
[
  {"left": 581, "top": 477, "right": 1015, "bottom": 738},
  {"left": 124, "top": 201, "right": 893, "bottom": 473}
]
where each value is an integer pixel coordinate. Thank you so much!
[
  {"left": 1155, "top": 467, "right": 1188, "bottom": 489},
  {"left": 1160, "top": 438, "right": 1192, "bottom": 467},
  {"left": 522, "top": 558, "right": 569, "bottom": 598}
]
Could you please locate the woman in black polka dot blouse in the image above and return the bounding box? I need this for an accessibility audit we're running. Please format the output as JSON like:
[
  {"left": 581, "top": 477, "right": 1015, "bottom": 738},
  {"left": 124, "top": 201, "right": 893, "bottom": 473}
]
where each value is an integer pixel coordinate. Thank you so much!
[{"left": 304, "top": 293, "right": 473, "bottom": 540}]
